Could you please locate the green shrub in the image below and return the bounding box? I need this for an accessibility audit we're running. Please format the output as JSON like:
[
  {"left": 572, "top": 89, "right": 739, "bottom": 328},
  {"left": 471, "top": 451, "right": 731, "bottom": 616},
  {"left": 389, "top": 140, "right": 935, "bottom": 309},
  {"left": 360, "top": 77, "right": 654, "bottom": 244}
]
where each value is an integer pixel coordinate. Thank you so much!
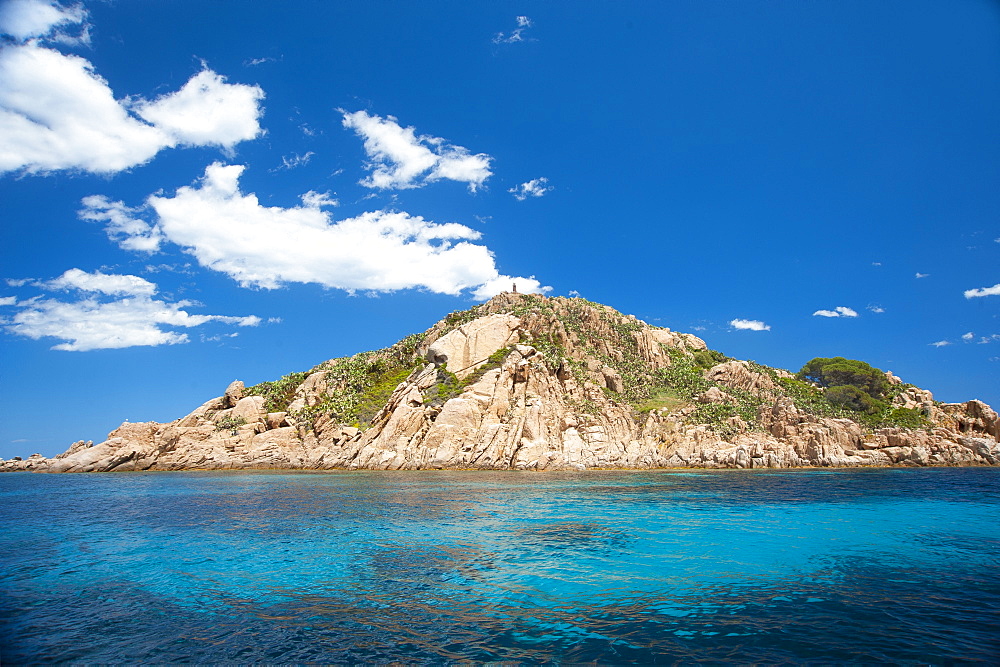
[
  {"left": 826, "top": 384, "right": 885, "bottom": 414},
  {"left": 692, "top": 349, "right": 729, "bottom": 369},
  {"left": 245, "top": 371, "right": 309, "bottom": 412},
  {"left": 422, "top": 365, "right": 463, "bottom": 407},
  {"left": 881, "top": 407, "right": 928, "bottom": 429},
  {"left": 215, "top": 416, "right": 247, "bottom": 435}
]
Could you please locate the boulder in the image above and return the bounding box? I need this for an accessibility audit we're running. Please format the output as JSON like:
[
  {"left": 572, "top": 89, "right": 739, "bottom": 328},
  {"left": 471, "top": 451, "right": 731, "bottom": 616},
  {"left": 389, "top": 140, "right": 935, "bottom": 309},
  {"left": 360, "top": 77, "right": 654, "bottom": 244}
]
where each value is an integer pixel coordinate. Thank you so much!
[
  {"left": 426, "top": 313, "right": 521, "bottom": 378},
  {"left": 224, "top": 380, "right": 245, "bottom": 407}
]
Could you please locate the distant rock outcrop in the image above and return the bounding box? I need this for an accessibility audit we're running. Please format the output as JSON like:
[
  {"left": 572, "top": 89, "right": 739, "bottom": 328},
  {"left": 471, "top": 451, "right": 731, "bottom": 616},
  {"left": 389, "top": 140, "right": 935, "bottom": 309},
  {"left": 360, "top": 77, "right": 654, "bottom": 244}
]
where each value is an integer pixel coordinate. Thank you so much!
[{"left": 4, "top": 293, "right": 998, "bottom": 472}]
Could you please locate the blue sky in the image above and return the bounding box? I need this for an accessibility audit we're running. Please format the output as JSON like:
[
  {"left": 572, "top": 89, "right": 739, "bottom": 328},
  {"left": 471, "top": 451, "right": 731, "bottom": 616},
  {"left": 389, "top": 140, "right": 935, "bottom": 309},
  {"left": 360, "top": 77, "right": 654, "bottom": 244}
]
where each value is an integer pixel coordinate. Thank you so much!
[{"left": 1, "top": 0, "right": 998, "bottom": 459}]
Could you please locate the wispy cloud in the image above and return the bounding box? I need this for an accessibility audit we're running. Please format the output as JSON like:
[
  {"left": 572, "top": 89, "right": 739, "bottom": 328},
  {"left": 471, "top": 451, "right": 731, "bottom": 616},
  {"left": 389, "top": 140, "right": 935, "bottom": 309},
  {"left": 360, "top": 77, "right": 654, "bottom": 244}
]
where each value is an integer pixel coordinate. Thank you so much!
[
  {"left": 930, "top": 340, "right": 951, "bottom": 347},
  {"left": 243, "top": 56, "right": 279, "bottom": 67},
  {"left": 1, "top": 269, "right": 260, "bottom": 351},
  {"left": 915, "top": 272, "right": 929, "bottom": 279},
  {"left": 813, "top": 306, "right": 858, "bottom": 318},
  {"left": 730, "top": 318, "right": 770, "bottom": 331},
  {"left": 964, "top": 283, "right": 1000, "bottom": 298},
  {"left": 79, "top": 195, "right": 164, "bottom": 253},
  {"left": 509, "top": 177, "right": 553, "bottom": 201},
  {"left": 867, "top": 304, "right": 885, "bottom": 314},
  {"left": 493, "top": 16, "right": 533, "bottom": 44},
  {"left": 273, "top": 151, "right": 315, "bottom": 171},
  {"left": 962, "top": 332, "right": 974, "bottom": 341},
  {"left": 341, "top": 110, "right": 492, "bottom": 191}
]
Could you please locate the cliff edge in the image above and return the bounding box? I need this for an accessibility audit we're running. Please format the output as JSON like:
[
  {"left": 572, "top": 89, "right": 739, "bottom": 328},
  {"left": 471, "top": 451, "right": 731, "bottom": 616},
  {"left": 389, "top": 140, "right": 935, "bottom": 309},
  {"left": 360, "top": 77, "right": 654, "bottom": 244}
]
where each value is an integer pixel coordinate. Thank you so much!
[{"left": 4, "top": 293, "right": 998, "bottom": 472}]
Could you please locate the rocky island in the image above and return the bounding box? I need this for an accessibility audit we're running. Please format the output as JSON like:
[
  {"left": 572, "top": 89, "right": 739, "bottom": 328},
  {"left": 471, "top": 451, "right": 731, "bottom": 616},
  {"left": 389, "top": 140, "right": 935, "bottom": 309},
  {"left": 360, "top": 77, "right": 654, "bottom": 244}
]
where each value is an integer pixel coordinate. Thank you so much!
[{"left": 4, "top": 293, "right": 998, "bottom": 472}]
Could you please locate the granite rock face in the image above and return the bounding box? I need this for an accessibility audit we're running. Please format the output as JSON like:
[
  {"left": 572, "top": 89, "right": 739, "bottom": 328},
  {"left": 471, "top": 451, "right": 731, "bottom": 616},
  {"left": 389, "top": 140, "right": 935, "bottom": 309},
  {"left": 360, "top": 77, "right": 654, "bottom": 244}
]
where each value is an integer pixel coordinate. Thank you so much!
[{"left": 4, "top": 293, "right": 998, "bottom": 473}]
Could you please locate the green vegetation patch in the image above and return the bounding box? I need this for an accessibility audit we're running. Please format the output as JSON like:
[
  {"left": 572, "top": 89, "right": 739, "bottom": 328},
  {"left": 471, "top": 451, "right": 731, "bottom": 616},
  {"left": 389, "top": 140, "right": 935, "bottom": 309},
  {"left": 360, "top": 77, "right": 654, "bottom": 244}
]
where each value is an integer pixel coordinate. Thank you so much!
[
  {"left": 245, "top": 371, "right": 309, "bottom": 413},
  {"left": 215, "top": 415, "right": 246, "bottom": 435}
]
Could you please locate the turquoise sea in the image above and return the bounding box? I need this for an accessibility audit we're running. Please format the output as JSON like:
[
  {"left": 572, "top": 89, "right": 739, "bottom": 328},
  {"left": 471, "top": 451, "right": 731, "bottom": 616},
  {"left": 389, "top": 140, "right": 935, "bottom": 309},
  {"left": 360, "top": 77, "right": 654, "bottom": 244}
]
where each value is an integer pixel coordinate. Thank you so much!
[{"left": 1, "top": 468, "right": 998, "bottom": 663}]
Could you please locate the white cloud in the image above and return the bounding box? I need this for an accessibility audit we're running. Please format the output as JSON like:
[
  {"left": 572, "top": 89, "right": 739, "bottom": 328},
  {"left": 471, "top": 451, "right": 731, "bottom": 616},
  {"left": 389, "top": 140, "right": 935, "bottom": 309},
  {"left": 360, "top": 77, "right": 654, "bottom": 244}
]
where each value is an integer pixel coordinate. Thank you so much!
[
  {"left": 43, "top": 267, "right": 156, "bottom": 296},
  {"left": 300, "top": 190, "right": 337, "bottom": 208},
  {"left": 964, "top": 283, "right": 1000, "bottom": 298},
  {"left": 930, "top": 340, "right": 951, "bottom": 347},
  {"left": 102, "top": 162, "right": 548, "bottom": 298},
  {"left": 274, "top": 151, "right": 314, "bottom": 171},
  {"left": 962, "top": 332, "right": 974, "bottom": 341},
  {"left": 0, "top": 0, "right": 87, "bottom": 43},
  {"left": 0, "top": 43, "right": 264, "bottom": 175},
  {"left": 915, "top": 272, "right": 929, "bottom": 279},
  {"left": 4, "top": 269, "right": 260, "bottom": 351},
  {"left": 244, "top": 56, "right": 277, "bottom": 67},
  {"left": 568, "top": 290, "right": 581, "bottom": 298},
  {"left": 813, "top": 306, "right": 858, "bottom": 318},
  {"left": 978, "top": 334, "right": 1000, "bottom": 344},
  {"left": 79, "top": 195, "right": 163, "bottom": 253},
  {"left": 132, "top": 69, "right": 264, "bottom": 149},
  {"left": 730, "top": 319, "right": 770, "bottom": 331},
  {"left": 0, "top": 296, "right": 16, "bottom": 306},
  {"left": 867, "top": 304, "right": 885, "bottom": 314},
  {"left": 471, "top": 275, "right": 551, "bottom": 301},
  {"left": 494, "top": 16, "right": 533, "bottom": 43},
  {"left": 341, "top": 110, "right": 492, "bottom": 191},
  {"left": 509, "top": 177, "right": 552, "bottom": 201}
]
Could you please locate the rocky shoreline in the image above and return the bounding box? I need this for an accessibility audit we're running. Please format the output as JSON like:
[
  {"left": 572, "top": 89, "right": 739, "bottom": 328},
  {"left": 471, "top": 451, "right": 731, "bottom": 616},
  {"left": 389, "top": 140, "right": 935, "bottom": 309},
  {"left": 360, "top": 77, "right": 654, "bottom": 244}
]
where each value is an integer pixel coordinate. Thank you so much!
[{"left": 5, "top": 294, "right": 998, "bottom": 473}]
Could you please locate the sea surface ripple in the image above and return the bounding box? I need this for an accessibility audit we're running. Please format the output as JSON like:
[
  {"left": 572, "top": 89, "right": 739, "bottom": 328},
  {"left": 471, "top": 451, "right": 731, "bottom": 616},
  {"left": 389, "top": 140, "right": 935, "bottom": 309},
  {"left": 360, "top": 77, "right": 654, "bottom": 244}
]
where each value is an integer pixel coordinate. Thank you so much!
[{"left": 1, "top": 468, "right": 998, "bottom": 663}]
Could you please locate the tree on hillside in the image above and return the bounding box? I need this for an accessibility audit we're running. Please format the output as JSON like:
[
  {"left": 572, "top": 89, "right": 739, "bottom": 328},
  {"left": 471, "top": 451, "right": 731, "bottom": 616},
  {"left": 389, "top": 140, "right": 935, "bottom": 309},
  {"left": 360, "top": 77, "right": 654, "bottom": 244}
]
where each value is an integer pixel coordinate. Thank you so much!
[{"left": 797, "top": 357, "right": 889, "bottom": 399}]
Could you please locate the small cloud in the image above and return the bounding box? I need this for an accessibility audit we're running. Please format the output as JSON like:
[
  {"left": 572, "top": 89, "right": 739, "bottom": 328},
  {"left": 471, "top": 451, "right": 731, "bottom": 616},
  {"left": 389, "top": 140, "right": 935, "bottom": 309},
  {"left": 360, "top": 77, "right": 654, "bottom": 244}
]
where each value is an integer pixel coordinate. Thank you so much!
[
  {"left": 471, "top": 275, "right": 551, "bottom": 301},
  {"left": 978, "top": 334, "right": 1000, "bottom": 344},
  {"left": 962, "top": 332, "right": 974, "bottom": 341},
  {"left": 300, "top": 190, "right": 338, "bottom": 208},
  {"left": 871, "top": 262, "right": 882, "bottom": 267},
  {"left": 509, "top": 177, "right": 553, "bottom": 201},
  {"left": 474, "top": 215, "right": 492, "bottom": 225},
  {"left": 6, "top": 278, "right": 30, "bottom": 287},
  {"left": 867, "top": 304, "right": 885, "bottom": 314},
  {"left": 341, "top": 110, "right": 492, "bottom": 191},
  {"left": 243, "top": 56, "right": 278, "bottom": 67},
  {"left": 813, "top": 306, "right": 858, "bottom": 318},
  {"left": 273, "top": 151, "right": 315, "bottom": 171},
  {"left": 200, "top": 332, "right": 239, "bottom": 342},
  {"left": 964, "top": 283, "right": 1000, "bottom": 298},
  {"left": 300, "top": 124, "right": 317, "bottom": 137},
  {"left": 494, "top": 15, "right": 533, "bottom": 44},
  {"left": 266, "top": 317, "right": 282, "bottom": 324},
  {"left": 730, "top": 318, "right": 770, "bottom": 331},
  {"left": 568, "top": 290, "right": 581, "bottom": 298},
  {"left": 929, "top": 340, "right": 951, "bottom": 347},
  {"left": 915, "top": 272, "right": 929, "bottom": 279},
  {"left": 0, "top": 296, "right": 16, "bottom": 306}
]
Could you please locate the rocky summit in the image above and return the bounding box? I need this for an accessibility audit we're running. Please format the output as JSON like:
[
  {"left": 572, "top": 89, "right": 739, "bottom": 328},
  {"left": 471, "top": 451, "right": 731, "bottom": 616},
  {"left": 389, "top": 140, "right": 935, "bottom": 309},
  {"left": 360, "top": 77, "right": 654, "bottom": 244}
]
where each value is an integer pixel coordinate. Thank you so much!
[{"left": 4, "top": 293, "right": 999, "bottom": 473}]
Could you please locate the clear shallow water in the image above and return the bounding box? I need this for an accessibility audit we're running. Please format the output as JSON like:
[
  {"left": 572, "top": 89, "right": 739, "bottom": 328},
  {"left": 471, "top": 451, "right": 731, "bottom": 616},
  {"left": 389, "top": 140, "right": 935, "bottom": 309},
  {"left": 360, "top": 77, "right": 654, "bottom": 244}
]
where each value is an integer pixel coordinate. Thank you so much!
[{"left": 1, "top": 469, "right": 998, "bottom": 664}]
